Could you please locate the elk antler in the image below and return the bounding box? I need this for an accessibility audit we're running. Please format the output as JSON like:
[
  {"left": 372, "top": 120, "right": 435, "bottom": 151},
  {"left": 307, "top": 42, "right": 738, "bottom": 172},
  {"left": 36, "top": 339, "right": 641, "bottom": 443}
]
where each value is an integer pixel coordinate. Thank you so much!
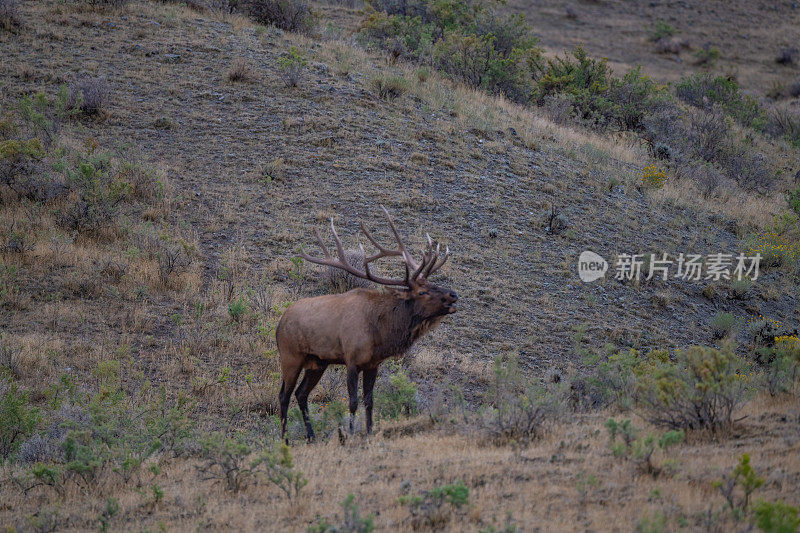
[{"left": 298, "top": 206, "right": 450, "bottom": 287}]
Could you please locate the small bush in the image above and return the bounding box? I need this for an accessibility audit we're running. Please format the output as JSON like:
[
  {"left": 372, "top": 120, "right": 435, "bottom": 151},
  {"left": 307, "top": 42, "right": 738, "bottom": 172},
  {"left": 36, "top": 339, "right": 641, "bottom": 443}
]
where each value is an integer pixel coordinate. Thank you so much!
[
  {"left": 277, "top": 46, "right": 307, "bottom": 87},
  {"left": 198, "top": 433, "right": 254, "bottom": 493},
  {"left": 775, "top": 47, "right": 799, "bottom": 66},
  {"left": 686, "top": 105, "right": 728, "bottom": 162},
  {"left": 67, "top": 77, "right": 111, "bottom": 116},
  {"left": 254, "top": 442, "right": 308, "bottom": 499},
  {"left": 479, "top": 353, "right": 560, "bottom": 445},
  {"left": 199, "top": 435, "right": 307, "bottom": 497},
  {"left": 608, "top": 67, "right": 670, "bottom": 131},
  {"left": 649, "top": 20, "right": 677, "bottom": 41},
  {"left": 715, "top": 453, "right": 765, "bottom": 515},
  {"left": 399, "top": 481, "right": 469, "bottom": 529},
  {"left": 375, "top": 366, "right": 418, "bottom": 420},
  {"left": 753, "top": 500, "right": 800, "bottom": 533},
  {"left": 227, "top": 58, "right": 256, "bottom": 83},
  {"left": 0, "top": 0, "right": 22, "bottom": 32},
  {"left": 766, "top": 106, "right": 800, "bottom": 147},
  {"left": 786, "top": 185, "right": 800, "bottom": 216},
  {"left": 370, "top": 73, "right": 408, "bottom": 100},
  {"left": 710, "top": 312, "right": 738, "bottom": 339},
  {"left": 535, "top": 47, "right": 616, "bottom": 128},
  {"left": 309, "top": 494, "right": 375, "bottom": 533},
  {"left": 639, "top": 164, "right": 666, "bottom": 189},
  {"left": 729, "top": 278, "right": 752, "bottom": 299},
  {"left": 788, "top": 77, "right": 800, "bottom": 98},
  {"left": 227, "top": 294, "right": 248, "bottom": 321},
  {"left": 242, "top": 0, "right": 315, "bottom": 34},
  {"left": 693, "top": 44, "right": 721, "bottom": 66},
  {"left": 654, "top": 36, "right": 685, "bottom": 55},
  {"left": 676, "top": 74, "right": 765, "bottom": 129},
  {"left": 747, "top": 230, "right": 799, "bottom": 268},
  {"left": 606, "top": 418, "right": 684, "bottom": 477},
  {"left": 760, "top": 336, "right": 800, "bottom": 395},
  {"left": 1, "top": 380, "right": 41, "bottom": 460},
  {"left": 637, "top": 343, "right": 749, "bottom": 432}
]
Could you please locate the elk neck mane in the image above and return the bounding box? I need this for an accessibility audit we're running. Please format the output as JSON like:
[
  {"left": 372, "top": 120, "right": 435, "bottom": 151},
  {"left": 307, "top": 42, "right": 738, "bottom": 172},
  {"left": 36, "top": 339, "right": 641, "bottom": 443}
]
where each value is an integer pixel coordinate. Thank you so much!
[{"left": 370, "top": 290, "right": 444, "bottom": 359}]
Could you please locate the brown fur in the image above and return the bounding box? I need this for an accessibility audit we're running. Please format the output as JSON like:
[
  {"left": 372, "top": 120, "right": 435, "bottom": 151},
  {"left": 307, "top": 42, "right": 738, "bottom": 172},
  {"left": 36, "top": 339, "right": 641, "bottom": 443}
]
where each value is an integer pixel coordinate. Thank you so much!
[{"left": 276, "top": 279, "right": 457, "bottom": 440}]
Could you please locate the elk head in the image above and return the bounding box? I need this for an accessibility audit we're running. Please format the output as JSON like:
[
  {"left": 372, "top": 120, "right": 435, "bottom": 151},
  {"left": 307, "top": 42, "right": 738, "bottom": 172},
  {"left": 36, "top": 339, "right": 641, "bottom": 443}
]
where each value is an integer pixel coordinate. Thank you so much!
[{"left": 298, "top": 205, "right": 457, "bottom": 317}]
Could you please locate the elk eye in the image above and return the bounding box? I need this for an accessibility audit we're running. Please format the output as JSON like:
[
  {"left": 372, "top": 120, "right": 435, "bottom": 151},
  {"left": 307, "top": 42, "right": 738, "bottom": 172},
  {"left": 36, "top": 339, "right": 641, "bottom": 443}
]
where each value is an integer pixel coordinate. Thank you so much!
[{"left": 418, "top": 291, "right": 428, "bottom": 295}]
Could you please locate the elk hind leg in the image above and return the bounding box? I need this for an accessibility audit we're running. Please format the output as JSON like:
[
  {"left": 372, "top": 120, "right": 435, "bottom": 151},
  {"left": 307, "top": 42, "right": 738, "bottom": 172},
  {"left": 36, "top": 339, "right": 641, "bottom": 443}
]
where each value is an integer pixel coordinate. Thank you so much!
[
  {"left": 295, "top": 365, "right": 327, "bottom": 442},
  {"left": 279, "top": 365, "right": 302, "bottom": 444}
]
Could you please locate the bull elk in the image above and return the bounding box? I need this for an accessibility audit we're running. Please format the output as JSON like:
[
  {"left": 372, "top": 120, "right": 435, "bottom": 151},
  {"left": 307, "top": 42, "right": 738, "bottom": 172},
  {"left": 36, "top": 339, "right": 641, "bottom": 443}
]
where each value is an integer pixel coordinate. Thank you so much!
[{"left": 276, "top": 206, "right": 457, "bottom": 442}]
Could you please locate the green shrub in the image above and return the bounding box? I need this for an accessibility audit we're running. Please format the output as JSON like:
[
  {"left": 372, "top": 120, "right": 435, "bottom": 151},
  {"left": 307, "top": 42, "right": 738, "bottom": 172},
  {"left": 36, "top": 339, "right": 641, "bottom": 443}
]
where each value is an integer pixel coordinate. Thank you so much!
[
  {"left": 254, "top": 442, "right": 308, "bottom": 499},
  {"left": 693, "top": 45, "right": 721, "bottom": 66},
  {"left": 432, "top": 24, "right": 538, "bottom": 101},
  {"left": 710, "top": 312, "right": 738, "bottom": 339},
  {"left": 0, "top": 380, "right": 40, "bottom": 460},
  {"left": 12, "top": 374, "right": 194, "bottom": 494},
  {"left": 763, "top": 339, "right": 800, "bottom": 395},
  {"left": 534, "top": 49, "right": 668, "bottom": 131},
  {"left": 199, "top": 432, "right": 255, "bottom": 493},
  {"left": 609, "top": 68, "right": 670, "bottom": 131},
  {"left": 399, "top": 480, "right": 469, "bottom": 529},
  {"left": 429, "top": 480, "right": 469, "bottom": 507},
  {"left": 309, "top": 493, "right": 375, "bottom": 533},
  {"left": 375, "top": 366, "right": 418, "bottom": 420},
  {"left": 606, "top": 418, "right": 684, "bottom": 476},
  {"left": 360, "top": 0, "right": 542, "bottom": 103},
  {"left": 676, "top": 74, "right": 766, "bottom": 129},
  {"left": 649, "top": 20, "right": 677, "bottom": 41},
  {"left": 200, "top": 434, "right": 308, "bottom": 497},
  {"left": 729, "top": 278, "right": 752, "bottom": 299},
  {"left": 360, "top": 11, "right": 436, "bottom": 61},
  {"left": 753, "top": 500, "right": 800, "bottom": 533},
  {"left": 479, "top": 353, "right": 560, "bottom": 444},
  {"left": 637, "top": 343, "right": 749, "bottom": 432},
  {"left": 786, "top": 185, "right": 800, "bottom": 216},
  {"left": 277, "top": 46, "right": 307, "bottom": 87},
  {"left": 228, "top": 294, "right": 248, "bottom": 321},
  {"left": 535, "top": 47, "right": 615, "bottom": 128},
  {"left": 590, "top": 348, "right": 640, "bottom": 409},
  {"left": 715, "top": 453, "right": 765, "bottom": 516}
]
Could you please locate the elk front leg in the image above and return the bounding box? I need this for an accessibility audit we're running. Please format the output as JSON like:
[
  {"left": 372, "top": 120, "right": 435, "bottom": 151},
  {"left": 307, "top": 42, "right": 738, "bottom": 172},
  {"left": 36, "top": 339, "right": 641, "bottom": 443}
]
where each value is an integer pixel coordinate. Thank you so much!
[
  {"left": 362, "top": 368, "right": 378, "bottom": 434},
  {"left": 347, "top": 366, "right": 360, "bottom": 434}
]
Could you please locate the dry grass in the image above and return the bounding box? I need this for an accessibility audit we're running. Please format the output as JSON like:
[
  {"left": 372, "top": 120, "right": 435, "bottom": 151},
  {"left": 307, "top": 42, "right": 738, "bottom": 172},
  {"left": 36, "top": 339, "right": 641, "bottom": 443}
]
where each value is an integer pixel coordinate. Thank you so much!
[
  {"left": 0, "top": 396, "right": 797, "bottom": 530},
  {"left": 227, "top": 57, "right": 257, "bottom": 83},
  {"left": 651, "top": 177, "right": 783, "bottom": 229}
]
